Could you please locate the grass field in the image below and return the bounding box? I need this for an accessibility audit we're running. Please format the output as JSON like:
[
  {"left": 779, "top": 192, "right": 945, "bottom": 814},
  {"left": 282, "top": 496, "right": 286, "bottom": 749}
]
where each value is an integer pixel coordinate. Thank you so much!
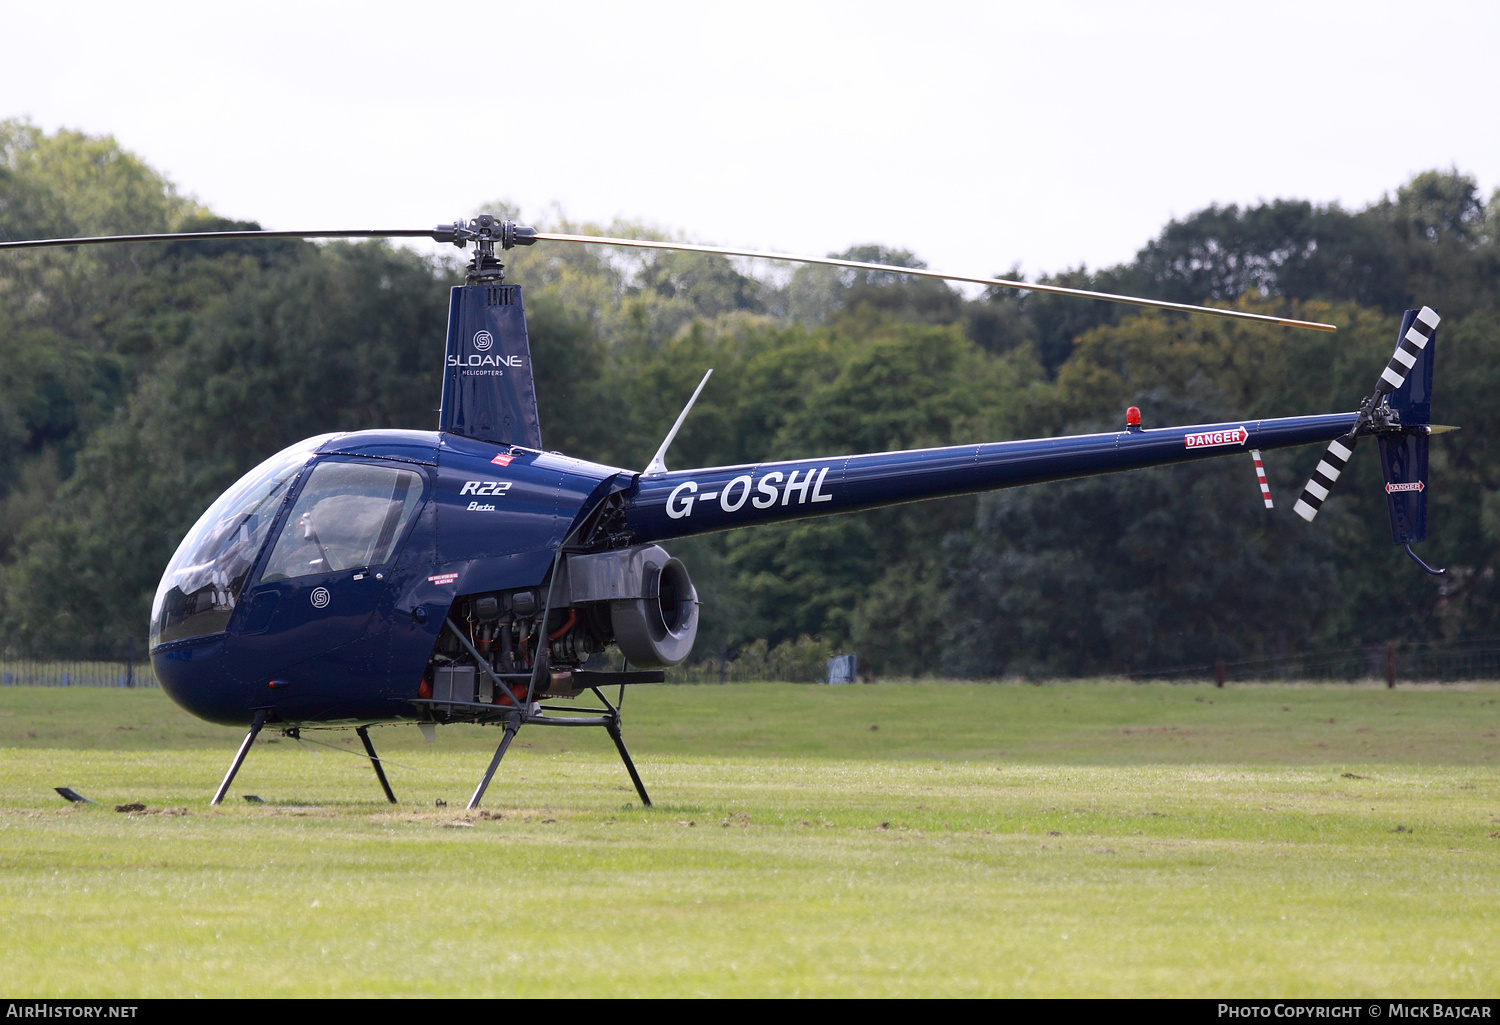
[{"left": 2, "top": 681, "right": 1498, "bottom": 997}]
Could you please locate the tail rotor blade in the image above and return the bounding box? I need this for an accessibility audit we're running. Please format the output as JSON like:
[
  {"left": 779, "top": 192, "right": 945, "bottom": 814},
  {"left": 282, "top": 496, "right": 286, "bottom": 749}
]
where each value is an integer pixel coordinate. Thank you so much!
[
  {"left": 1375, "top": 306, "right": 1440, "bottom": 396},
  {"left": 1292, "top": 435, "right": 1357, "bottom": 522}
]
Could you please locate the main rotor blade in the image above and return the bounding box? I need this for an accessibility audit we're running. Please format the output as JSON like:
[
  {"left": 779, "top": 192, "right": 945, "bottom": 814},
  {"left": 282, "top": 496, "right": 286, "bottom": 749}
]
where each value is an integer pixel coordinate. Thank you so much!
[
  {"left": 0, "top": 228, "right": 438, "bottom": 250},
  {"left": 533, "top": 232, "right": 1339, "bottom": 333},
  {"left": 0, "top": 223, "right": 1340, "bottom": 333}
]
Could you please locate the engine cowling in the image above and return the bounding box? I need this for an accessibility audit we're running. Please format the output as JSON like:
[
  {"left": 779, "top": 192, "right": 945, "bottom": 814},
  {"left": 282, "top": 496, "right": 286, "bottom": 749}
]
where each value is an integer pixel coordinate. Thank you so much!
[{"left": 562, "top": 544, "right": 699, "bottom": 668}]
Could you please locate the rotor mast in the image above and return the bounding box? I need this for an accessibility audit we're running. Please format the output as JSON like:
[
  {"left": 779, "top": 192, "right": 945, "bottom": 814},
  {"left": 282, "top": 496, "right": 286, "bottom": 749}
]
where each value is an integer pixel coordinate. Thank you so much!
[{"left": 433, "top": 215, "right": 538, "bottom": 284}]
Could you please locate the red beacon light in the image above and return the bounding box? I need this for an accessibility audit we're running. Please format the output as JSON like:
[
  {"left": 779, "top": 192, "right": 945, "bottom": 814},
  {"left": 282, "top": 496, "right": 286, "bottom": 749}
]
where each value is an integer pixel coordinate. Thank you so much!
[{"left": 1125, "top": 406, "right": 1142, "bottom": 430}]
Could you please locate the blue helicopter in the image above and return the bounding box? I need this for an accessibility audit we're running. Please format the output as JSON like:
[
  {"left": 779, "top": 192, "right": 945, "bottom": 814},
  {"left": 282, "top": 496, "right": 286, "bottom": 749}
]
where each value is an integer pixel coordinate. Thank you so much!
[{"left": 0, "top": 217, "right": 1450, "bottom": 809}]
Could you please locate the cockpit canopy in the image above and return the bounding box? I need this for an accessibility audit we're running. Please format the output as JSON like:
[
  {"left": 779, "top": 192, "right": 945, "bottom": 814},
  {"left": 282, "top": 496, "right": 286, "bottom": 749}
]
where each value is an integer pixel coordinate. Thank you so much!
[{"left": 150, "top": 436, "right": 424, "bottom": 648}]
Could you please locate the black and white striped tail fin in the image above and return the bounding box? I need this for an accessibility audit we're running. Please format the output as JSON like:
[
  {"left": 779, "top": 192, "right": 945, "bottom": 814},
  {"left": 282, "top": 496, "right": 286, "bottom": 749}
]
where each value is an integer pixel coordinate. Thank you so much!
[
  {"left": 1377, "top": 306, "right": 1440, "bottom": 396},
  {"left": 1292, "top": 435, "right": 1356, "bottom": 523}
]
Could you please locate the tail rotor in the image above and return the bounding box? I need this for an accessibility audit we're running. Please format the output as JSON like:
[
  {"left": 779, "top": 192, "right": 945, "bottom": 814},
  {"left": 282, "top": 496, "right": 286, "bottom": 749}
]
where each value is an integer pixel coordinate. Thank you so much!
[{"left": 1291, "top": 307, "right": 1441, "bottom": 525}]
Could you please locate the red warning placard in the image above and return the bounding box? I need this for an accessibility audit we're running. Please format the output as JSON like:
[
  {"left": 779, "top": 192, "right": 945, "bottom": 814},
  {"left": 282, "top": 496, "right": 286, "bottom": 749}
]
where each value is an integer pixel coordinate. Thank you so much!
[{"left": 1184, "top": 426, "right": 1248, "bottom": 449}]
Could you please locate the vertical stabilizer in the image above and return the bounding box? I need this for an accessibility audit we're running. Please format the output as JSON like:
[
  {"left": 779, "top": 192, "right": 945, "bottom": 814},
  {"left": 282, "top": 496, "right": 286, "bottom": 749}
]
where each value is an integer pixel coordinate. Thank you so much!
[
  {"left": 1377, "top": 308, "right": 1438, "bottom": 545},
  {"left": 1386, "top": 308, "right": 1436, "bottom": 427},
  {"left": 438, "top": 284, "right": 542, "bottom": 449},
  {"left": 1378, "top": 432, "right": 1429, "bottom": 544}
]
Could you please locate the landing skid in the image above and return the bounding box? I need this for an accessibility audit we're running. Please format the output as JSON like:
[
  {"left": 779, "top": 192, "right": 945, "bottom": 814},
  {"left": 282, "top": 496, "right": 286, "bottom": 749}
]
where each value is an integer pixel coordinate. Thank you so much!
[
  {"left": 207, "top": 691, "right": 650, "bottom": 808},
  {"left": 459, "top": 687, "right": 653, "bottom": 810},
  {"left": 418, "top": 614, "right": 655, "bottom": 809},
  {"left": 209, "top": 713, "right": 400, "bottom": 805}
]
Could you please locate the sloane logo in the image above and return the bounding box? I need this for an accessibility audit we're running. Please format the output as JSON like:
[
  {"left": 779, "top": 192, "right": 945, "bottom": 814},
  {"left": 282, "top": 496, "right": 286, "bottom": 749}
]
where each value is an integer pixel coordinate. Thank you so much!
[
  {"left": 473, "top": 330, "right": 494, "bottom": 351},
  {"left": 447, "top": 353, "right": 524, "bottom": 368},
  {"left": 310, "top": 587, "right": 331, "bottom": 609}
]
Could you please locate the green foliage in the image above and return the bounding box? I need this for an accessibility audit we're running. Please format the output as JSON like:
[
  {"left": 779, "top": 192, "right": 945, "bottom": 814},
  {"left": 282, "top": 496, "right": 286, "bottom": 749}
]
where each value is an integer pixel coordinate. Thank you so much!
[
  {"left": 1126, "top": 169, "right": 1500, "bottom": 322},
  {"left": 943, "top": 444, "right": 1342, "bottom": 676},
  {"left": 3, "top": 123, "right": 1500, "bottom": 679},
  {"left": 670, "top": 634, "right": 835, "bottom": 683},
  {"left": 941, "top": 301, "right": 1500, "bottom": 676},
  {"left": 3, "top": 241, "right": 449, "bottom": 655},
  {"left": 978, "top": 169, "right": 1500, "bottom": 376},
  {"left": 0, "top": 119, "right": 303, "bottom": 571}
]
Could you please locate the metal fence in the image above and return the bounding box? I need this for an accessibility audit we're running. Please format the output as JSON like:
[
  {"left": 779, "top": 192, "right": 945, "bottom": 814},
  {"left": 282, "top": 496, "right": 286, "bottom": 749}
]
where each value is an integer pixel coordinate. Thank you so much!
[
  {"left": 1130, "top": 637, "right": 1500, "bottom": 685},
  {"left": 3, "top": 641, "right": 1500, "bottom": 691},
  {"left": 0, "top": 657, "right": 159, "bottom": 689}
]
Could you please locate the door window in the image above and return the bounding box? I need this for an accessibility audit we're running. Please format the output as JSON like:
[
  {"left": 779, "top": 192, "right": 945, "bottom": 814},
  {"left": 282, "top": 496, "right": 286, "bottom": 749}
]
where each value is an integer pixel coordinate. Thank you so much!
[{"left": 260, "top": 461, "right": 423, "bottom": 583}]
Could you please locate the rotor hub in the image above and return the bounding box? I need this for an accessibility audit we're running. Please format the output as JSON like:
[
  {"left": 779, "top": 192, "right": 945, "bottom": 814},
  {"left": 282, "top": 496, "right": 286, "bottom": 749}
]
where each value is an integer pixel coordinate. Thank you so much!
[{"left": 432, "top": 215, "right": 538, "bottom": 284}]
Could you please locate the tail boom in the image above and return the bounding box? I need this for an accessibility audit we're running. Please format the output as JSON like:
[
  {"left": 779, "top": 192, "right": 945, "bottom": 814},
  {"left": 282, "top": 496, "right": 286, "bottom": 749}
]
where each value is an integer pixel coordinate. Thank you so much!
[{"left": 622, "top": 412, "right": 1360, "bottom": 544}]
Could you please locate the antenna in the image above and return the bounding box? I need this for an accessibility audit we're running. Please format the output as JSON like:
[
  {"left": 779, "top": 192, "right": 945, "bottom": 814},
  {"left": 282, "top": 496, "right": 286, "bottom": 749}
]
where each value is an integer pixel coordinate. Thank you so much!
[{"left": 644, "top": 369, "right": 713, "bottom": 476}]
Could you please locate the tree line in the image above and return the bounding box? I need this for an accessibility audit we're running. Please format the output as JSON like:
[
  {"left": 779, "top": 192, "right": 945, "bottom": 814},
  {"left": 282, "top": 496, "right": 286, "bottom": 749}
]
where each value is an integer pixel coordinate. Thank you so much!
[{"left": 3, "top": 119, "right": 1498, "bottom": 676}]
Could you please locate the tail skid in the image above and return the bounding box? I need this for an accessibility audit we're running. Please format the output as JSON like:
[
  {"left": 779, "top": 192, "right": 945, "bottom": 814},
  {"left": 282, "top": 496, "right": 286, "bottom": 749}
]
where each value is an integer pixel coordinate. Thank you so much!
[{"left": 1405, "top": 545, "right": 1446, "bottom": 576}]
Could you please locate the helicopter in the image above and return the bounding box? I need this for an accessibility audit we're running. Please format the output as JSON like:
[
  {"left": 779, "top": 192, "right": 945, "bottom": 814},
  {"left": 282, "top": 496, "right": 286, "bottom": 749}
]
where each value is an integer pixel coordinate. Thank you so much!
[{"left": 0, "top": 215, "right": 1451, "bottom": 810}]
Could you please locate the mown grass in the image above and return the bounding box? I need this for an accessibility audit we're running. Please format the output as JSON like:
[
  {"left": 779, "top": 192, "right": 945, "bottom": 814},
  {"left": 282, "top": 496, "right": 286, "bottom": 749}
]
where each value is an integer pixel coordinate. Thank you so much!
[{"left": 1, "top": 682, "right": 1497, "bottom": 997}]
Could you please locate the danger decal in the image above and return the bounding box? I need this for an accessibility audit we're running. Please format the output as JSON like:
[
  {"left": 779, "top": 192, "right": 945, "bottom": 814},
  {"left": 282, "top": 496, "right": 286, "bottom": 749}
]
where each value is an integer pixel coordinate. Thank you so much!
[
  {"left": 1184, "top": 426, "right": 1249, "bottom": 449},
  {"left": 1385, "top": 481, "right": 1425, "bottom": 493}
]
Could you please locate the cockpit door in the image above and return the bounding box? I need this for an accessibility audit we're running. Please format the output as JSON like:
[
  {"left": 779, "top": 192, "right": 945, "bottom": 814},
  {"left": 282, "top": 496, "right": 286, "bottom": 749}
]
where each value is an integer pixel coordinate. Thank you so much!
[{"left": 237, "top": 459, "right": 427, "bottom": 669}]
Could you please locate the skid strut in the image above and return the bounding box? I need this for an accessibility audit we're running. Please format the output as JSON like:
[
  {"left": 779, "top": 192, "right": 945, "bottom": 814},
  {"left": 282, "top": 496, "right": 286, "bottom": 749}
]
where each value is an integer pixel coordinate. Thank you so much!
[
  {"left": 606, "top": 719, "right": 652, "bottom": 807},
  {"left": 464, "top": 703, "right": 652, "bottom": 810},
  {"left": 212, "top": 709, "right": 267, "bottom": 805},
  {"left": 357, "top": 726, "right": 398, "bottom": 804},
  {"left": 468, "top": 716, "right": 523, "bottom": 810}
]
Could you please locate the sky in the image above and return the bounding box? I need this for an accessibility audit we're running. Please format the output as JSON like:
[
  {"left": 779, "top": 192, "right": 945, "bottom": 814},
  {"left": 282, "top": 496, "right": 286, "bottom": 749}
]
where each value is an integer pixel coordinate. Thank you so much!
[{"left": 3, "top": 0, "right": 1498, "bottom": 282}]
